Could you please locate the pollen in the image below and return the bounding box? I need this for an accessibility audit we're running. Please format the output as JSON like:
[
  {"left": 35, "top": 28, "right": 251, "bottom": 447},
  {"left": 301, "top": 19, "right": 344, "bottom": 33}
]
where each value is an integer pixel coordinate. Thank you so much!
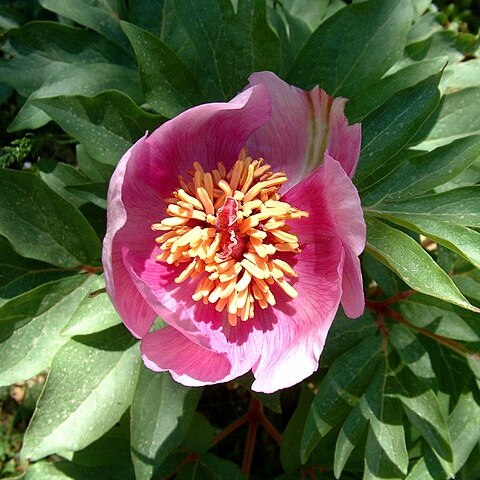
[{"left": 152, "top": 148, "right": 309, "bottom": 327}]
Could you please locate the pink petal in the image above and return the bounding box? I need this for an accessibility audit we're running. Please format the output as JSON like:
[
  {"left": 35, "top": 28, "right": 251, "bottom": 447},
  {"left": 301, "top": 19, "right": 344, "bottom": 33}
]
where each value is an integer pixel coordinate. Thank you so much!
[
  {"left": 104, "top": 85, "right": 272, "bottom": 337},
  {"left": 103, "top": 136, "right": 157, "bottom": 338},
  {"left": 341, "top": 248, "right": 365, "bottom": 318},
  {"left": 321, "top": 154, "right": 366, "bottom": 257},
  {"left": 141, "top": 326, "right": 232, "bottom": 386},
  {"left": 246, "top": 71, "right": 360, "bottom": 189},
  {"left": 325, "top": 98, "right": 362, "bottom": 178}
]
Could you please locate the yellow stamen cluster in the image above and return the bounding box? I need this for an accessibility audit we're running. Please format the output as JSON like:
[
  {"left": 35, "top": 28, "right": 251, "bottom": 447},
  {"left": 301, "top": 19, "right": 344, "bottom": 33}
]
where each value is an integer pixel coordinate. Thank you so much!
[{"left": 152, "top": 148, "right": 309, "bottom": 326}]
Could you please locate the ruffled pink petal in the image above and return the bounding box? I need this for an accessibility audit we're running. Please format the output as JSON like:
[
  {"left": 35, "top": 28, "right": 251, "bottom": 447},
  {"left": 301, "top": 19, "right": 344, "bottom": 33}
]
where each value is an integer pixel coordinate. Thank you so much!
[
  {"left": 321, "top": 154, "right": 366, "bottom": 257},
  {"left": 103, "top": 136, "right": 157, "bottom": 338},
  {"left": 104, "top": 85, "right": 272, "bottom": 337},
  {"left": 141, "top": 326, "right": 232, "bottom": 386},
  {"left": 341, "top": 248, "right": 365, "bottom": 318},
  {"left": 251, "top": 163, "right": 344, "bottom": 392},
  {"left": 246, "top": 71, "right": 360, "bottom": 189},
  {"left": 325, "top": 98, "right": 361, "bottom": 178}
]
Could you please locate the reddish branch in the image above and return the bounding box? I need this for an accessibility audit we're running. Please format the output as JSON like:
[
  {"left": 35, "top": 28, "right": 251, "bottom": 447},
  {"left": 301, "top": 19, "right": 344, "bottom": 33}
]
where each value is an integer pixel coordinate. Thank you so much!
[
  {"left": 366, "top": 289, "right": 480, "bottom": 359},
  {"left": 212, "top": 396, "right": 282, "bottom": 478}
]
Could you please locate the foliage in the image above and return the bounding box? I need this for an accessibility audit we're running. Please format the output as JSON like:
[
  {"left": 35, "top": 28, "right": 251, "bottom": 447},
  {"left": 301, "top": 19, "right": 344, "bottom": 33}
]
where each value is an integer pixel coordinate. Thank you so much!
[{"left": 0, "top": 0, "right": 480, "bottom": 478}]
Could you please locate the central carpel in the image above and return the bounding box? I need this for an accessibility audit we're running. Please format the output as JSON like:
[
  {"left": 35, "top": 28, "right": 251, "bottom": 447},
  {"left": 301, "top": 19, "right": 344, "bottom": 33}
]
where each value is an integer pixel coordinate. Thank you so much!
[{"left": 152, "top": 148, "right": 309, "bottom": 327}]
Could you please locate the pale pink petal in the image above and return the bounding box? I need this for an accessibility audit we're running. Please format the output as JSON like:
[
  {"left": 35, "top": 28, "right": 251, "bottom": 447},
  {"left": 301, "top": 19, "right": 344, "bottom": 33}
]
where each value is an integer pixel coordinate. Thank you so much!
[
  {"left": 325, "top": 98, "right": 361, "bottom": 178},
  {"left": 247, "top": 71, "right": 360, "bottom": 188},
  {"left": 102, "top": 136, "right": 157, "bottom": 338},
  {"left": 341, "top": 248, "right": 365, "bottom": 318}
]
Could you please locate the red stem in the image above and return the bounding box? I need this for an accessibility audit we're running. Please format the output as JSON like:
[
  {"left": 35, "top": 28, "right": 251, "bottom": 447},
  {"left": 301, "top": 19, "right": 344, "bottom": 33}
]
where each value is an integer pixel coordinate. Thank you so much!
[{"left": 242, "top": 398, "right": 262, "bottom": 477}]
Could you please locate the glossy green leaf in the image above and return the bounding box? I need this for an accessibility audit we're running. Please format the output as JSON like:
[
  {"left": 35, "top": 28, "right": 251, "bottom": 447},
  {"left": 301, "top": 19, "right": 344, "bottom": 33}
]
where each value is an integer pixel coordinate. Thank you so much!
[
  {"left": 181, "top": 413, "right": 215, "bottom": 455},
  {"left": 376, "top": 214, "right": 480, "bottom": 269},
  {"left": 176, "top": 453, "right": 245, "bottom": 479},
  {"left": 131, "top": 367, "right": 201, "bottom": 480},
  {"left": 34, "top": 91, "right": 163, "bottom": 165},
  {"left": 368, "top": 187, "right": 480, "bottom": 227},
  {"left": 0, "top": 168, "right": 101, "bottom": 267},
  {"left": 0, "top": 21, "right": 141, "bottom": 131},
  {"left": 0, "top": 275, "right": 97, "bottom": 387},
  {"left": 22, "top": 325, "right": 140, "bottom": 461},
  {"left": 61, "top": 276, "right": 120, "bottom": 336},
  {"left": 443, "top": 59, "right": 480, "bottom": 92},
  {"left": 122, "top": 21, "right": 204, "bottom": 118},
  {"left": 301, "top": 335, "right": 381, "bottom": 462},
  {"left": 362, "top": 135, "right": 480, "bottom": 206},
  {"left": 288, "top": 0, "right": 412, "bottom": 96},
  {"left": 354, "top": 73, "right": 441, "bottom": 189},
  {"left": 347, "top": 57, "right": 446, "bottom": 122},
  {"left": 174, "top": 0, "right": 281, "bottom": 100},
  {"left": 365, "top": 217, "right": 478, "bottom": 312},
  {"left": 414, "top": 87, "right": 480, "bottom": 151},
  {"left": 39, "top": 0, "right": 131, "bottom": 53}
]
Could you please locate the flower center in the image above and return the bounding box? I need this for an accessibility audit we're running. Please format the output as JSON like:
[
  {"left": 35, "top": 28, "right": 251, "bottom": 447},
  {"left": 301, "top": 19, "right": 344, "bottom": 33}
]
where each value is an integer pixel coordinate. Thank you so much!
[{"left": 152, "top": 148, "right": 309, "bottom": 327}]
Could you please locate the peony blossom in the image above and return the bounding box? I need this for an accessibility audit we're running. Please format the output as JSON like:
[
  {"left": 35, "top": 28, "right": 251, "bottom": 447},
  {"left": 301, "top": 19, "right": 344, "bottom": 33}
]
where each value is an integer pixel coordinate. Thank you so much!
[{"left": 102, "top": 71, "right": 365, "bottom": 394}]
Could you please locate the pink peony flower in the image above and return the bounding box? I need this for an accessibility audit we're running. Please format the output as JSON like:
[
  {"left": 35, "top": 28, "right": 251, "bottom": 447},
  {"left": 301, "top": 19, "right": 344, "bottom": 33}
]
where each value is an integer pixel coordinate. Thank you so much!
[{"left": 102, "top": 72, "right": 365, "bottom": 393}]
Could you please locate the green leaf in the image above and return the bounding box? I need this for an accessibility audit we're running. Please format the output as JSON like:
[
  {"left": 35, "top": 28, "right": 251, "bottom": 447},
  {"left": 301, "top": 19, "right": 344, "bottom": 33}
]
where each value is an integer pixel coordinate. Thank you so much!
[
  {"left": 61, "top": 275, "right": 120, "bottom": 336},
  {"left": 174, "top": 0, "right": 281, "bottom": 100},
  {"left": 362, "top": 252, "right": 407, "bottom": 297},
  {"left": 280, "top": 384, "right": 314, "bottom": 473},
  {"left": 288, "top": 0, "right": 412, "bottom": 96},
  {"left": 301, "top": 334, "right": 381, "bottom": 462},
  {"left": 66, "top": 183, "right": 108, "bottom": 210},
  {"left": 449, "top": 386, "right": 480, "bottom": 473},
  {"left": 365, "top": 217, "right": 479, "bottom": 312},
  {"left": 34, "top": 90, "right": 164, "bottom": 165},
  {"left": 362, "top": 135, "right": 480, "bottom": 206},
  {"left": 362, "top": 370, "right": 409, "bottom": 479},
  {"left": 181, "top": 413, "right": 215, "bottom": 454},
  {"left": 176, "top": 453, "right": 245, "bottom": 480},
  {"left": 65, "top": 411, "right": 133, "bottom": 468},
  {"left": 25, "top": 459, "right": 133, "bottom": 480},
  {"left": 389, "top": 324, "right": 436, "bottom": 386},
  {"left": 390, "top": 360, "right": 454, "bottom": 473},
  {"left": 0, "top": 168, "right": 101, "bottom": 267},
  {"left": 131, "top": 366, "right": 201, "bottom": 480},
  {"left": 354, "top": 73, "right": 441, "bottom": 189},
  {"left": 333, "top": 399, "right": 368, "bottom": 478},
  {"left": 347, "top": 57, "right": 446, "bottom": 123},
  {"left": 443, "top": 59, "right": 480, "bottom": 92},
  {"left": 122, "top": 21, "right": 205, "bottom": 118},
  {"left": 0, "top": 21, "right": 141, "bottom": 131},
  {"left": 22, "top": 324, "right": 140, "bottom": 461},
  {"left": 414, "top": 87, "right": 480, "bottom": 151},
  {"left": 38, "top": 158, "right": 91, "bottom": 208},
  {"left": 0, "top": 236, "right": 74, "bottom": 307},
  {"left": 402, "top": 294, "right": 480, "bottom": 343},
  {"left": 368, "top": 187, "right": 480, "bottom": 227},
  {"left": 38, "top": 0, "right": 131, "bottom": 53},
  {"left": 76, "top": 144, "right": 115, "bottom": 183},
  {"left": 320, "top": 309, "right": 377, "bottom": 367},
  {"left": 374, "top": 214, "right": 480, "bottom": 270},
  {"left": 0, "top": 275, "right": 97, "bottom": 387}
]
